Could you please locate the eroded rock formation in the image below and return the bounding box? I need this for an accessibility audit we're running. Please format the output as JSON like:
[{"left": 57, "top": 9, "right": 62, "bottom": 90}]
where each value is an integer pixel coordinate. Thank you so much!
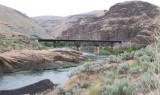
[{"left": 0, "top": 49, "right": 86, "bottom": 74}]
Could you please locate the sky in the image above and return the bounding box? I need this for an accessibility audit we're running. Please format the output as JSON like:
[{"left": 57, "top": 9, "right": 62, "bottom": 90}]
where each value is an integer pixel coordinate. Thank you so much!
[{"left": 0, "top": 0, "right": 160, "bottom": 17}]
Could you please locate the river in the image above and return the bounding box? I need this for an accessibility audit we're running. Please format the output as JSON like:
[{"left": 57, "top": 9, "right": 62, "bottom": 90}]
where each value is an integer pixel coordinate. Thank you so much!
[{"left": 0, "top": 48, "right": 107, "bottom": 90}]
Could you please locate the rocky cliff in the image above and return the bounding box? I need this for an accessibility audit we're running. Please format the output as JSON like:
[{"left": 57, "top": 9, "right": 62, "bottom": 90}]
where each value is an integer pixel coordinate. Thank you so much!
[
  {"left": 32, "top": 10, "right": 104, "bottom": 38},
  {"left": 61, "top": 1, "right": 160, "bottom": 45}
]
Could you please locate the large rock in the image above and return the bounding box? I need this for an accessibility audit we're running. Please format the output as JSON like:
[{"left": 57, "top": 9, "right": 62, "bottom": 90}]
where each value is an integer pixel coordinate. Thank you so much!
[
  {"left": 61, "top": 1, "right": 160, "bottom": 45},
  {"left": 0, "top": 49, "right": 87, "bottom": 74},
  {"left": 0, "top": 79, "right": 55, "bottom": 95}
]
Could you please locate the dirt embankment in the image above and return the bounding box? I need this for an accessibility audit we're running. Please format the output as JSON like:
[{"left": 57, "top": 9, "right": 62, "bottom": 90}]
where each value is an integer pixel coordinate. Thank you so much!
[{"left": 0, "top": 49, "right": 87, "bottom": 74}]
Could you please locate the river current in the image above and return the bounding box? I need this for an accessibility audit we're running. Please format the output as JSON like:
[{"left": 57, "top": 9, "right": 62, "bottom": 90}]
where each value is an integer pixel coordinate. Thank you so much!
[{"left": 0, "top": 47, "right": 107, "bottom": 90}]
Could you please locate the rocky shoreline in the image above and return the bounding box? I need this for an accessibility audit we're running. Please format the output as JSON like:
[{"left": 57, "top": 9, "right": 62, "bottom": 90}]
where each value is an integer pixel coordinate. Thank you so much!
[{"left": 0, "top": 49, "right": 87, "bottom": 75}]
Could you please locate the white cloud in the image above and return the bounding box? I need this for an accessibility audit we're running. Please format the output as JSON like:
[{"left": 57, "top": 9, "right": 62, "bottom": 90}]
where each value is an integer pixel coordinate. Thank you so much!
[{"left": 0, "top": 0, "right": 159, "bottom": 17}]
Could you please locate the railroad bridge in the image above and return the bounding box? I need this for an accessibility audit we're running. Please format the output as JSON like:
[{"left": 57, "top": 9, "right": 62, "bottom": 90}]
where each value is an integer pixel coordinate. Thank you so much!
[{"left": 38, "top": 39, "right": 122, "bottom": 53}]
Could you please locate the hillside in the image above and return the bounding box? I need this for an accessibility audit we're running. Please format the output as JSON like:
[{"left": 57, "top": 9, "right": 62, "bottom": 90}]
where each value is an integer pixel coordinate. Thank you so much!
[
  {"left": 61, "top": 1, "right": 160, "bottom": 45},
  {"left": 0, "top": 4, "right": 52, "bottom": 39},
  {"left": 48, "top": 40, "right": 160, "bottom": 95},
  {"left": 32, "top": 10, "right": 104, "bottom": 38}
]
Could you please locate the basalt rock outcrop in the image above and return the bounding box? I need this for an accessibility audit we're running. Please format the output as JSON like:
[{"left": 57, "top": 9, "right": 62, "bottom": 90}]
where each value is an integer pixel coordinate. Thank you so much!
[
  {"left": 0, "top": 79, "right": 56, "bottom": 95},
  {"left": 0, "top": 49, "right": 86, "bottom": 74},
  {"left": 61, "top": 1, "right": 160, "bottom": 45}
]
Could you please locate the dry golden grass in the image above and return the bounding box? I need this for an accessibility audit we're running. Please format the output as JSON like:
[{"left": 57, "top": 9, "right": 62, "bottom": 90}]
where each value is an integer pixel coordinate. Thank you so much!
[{"left": 0, "top": 5, "right": 52, "bottom": 39}]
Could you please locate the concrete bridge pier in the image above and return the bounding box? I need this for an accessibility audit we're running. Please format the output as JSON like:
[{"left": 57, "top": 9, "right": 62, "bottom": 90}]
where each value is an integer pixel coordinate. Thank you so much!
[
  {"left": 76, "top": 46, "right": 80, "bottom": 51},
  {"left": 76, "top": 44, "right": 80, "bottom": 51},
  {"left": 94, "top": 46, "right": 99, "bottom": 54},
  {"left": 110, "top": 42, "right": 114, "bottom": 49},
  {"left": 94, "top": 43, "right": 99, "bottom": 54}
]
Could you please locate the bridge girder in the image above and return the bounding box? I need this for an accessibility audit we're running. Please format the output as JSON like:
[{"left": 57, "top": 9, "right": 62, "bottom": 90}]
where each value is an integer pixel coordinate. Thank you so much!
[{"left": 38, "top": 39, "right": 122, "bottom": 47}]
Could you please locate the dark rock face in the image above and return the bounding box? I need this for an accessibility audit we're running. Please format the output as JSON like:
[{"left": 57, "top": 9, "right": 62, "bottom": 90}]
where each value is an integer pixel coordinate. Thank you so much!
[
  {"left": 108, "top": 1, "right": 158, "bottom": 17},
  {"left": 61, "top": 1, "right": 160, "bottom": 45},
  {"left": 0, "top": 79, "right": 55, "bottom": 95}
]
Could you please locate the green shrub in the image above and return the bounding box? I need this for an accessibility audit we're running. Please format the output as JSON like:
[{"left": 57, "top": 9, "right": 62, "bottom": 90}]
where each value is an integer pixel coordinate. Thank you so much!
[
  {"left": 138, "top": 54, "right": 152, "bottom": 63},
  {"left": 106, "top": 79, "right": 135, "bottom": 95},
  {"left": 20, "top": 39, "right": 31, "bottom": 44},
  {"left": 114, "top": 49, "right": 125, "bottom": 55},
  {"left": 86, "top": 45, "right": 91, "bottom": 49},
  {"left": 130, "top": 66, "right": 141, "bottom": 76},
  {"left": 0, "top": 37, "right": 44, "bottom": 52},
  {"left": 63, "top": 64, "right": 76, "bottom": 69},
  {"left": 134, "top": 49, "right": 146, "bottom": 59},
  {"left": 89, "top": 86, "right": 99, "bottom": 95},
  {"left": 43, "top": 66, "right": 57, "bottom": 70},
  {"left": 54, "top": 85, "right": 70, "bottom": 95},
  {"left": 72, "top": 62, "right": 97, "bottom": 77},
  {"left": 126, "top": 47, "right": 136, "bottom": 52},
  {"left": 136, "top": 72, "right": 158, "bottom": 94},
  {"left": 104, "top": 71, "right": 116, "bottom": 85},
  {"left": 113, "top": 44, "right": 142, "bottom": 55},
  {"left": 4, "top": 68, "right": 28, "bottom": 73},
  {"left": 104, "top": 46, "right": 113, "bottom": 53},
  {"left": 54, "top": 84, "right": 83, "bottom": 95},
  {"left": 117, "top": 62, "right": 129, "bottom": 74},
  {"left": 72, "top": 83, "right": 82, "bottom": 94},
  {"left": 82, "top": 59, "right": 92, "bottom": 63},
  {"left": 107, "top": 55, "right": 122, "bottom": 63},
  {"left": 130, "top": 61, "right": 139, "bottom": 67},
  {"left": 121, "top": 51, "right": 135, "bottom": 60},
  {"left": 105, "top": 71, "right": 115, "bottom": 78},
  {"left": 135, "top": 54, "right": 152, "bottom": 71},
  {"left": 0, "top": 48, "right": 10, "bottom": 53},
  {"left": 40, "top": 42, "right": 53, "bottom": 47}
]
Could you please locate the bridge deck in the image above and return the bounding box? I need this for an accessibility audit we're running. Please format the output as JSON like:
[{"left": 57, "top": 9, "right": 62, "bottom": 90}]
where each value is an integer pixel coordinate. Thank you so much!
[{"left": 38, "top": 39, "right": 122, "bottom": 43}]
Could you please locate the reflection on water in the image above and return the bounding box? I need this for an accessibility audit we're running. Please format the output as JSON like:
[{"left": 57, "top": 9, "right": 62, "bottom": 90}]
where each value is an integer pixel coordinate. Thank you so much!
[{"left": 0, "top": 48, "right": 108, "bottom": 90}]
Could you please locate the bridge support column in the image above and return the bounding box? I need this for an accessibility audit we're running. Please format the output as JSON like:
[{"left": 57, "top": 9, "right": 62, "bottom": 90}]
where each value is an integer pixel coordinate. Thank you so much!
[
  {"left": 94, "top": 46, "right": 99, "bottom": 54},
  {"left": 75, "top": 42, "right": 81, "bottom": 51},
  {"left": 110, "top": 42, "right": 114, "bottom": 49},
  {"left": 76, "top": 46, "right": 80, "bottom": 51},
  {"left": 94, "top": 43, "right": 99, "bottom": 54}
]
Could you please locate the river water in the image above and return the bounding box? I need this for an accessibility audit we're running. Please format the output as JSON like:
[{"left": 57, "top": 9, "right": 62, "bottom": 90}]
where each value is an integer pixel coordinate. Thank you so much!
[{"left": 0, "top": 48, "right": 107, "bottom": 90}]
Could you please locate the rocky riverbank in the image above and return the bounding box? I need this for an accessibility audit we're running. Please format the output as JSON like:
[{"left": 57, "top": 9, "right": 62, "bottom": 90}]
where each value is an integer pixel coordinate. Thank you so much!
[{"left": 0, "top": 49, "right": 87, "bottom": 74}]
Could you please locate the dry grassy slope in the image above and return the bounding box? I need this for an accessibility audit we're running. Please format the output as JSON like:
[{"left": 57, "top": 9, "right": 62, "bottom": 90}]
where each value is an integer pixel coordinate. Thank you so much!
[
  {"left": 32, "top": 10, "right": 104, "bottom": 38},
  {"left": 0, "top": 4, "right": 53, "bottom": 39}
]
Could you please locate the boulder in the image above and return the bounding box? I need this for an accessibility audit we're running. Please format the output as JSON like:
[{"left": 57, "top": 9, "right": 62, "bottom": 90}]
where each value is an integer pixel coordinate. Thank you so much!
[{"left": 0, "top": 79, "right": 56, "bottom": 95}]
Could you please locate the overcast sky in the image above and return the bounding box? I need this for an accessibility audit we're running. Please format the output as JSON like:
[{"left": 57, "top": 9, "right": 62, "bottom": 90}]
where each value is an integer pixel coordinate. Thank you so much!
[{"left": 0, "top": 0, "right": 159, "bottom": 17}]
